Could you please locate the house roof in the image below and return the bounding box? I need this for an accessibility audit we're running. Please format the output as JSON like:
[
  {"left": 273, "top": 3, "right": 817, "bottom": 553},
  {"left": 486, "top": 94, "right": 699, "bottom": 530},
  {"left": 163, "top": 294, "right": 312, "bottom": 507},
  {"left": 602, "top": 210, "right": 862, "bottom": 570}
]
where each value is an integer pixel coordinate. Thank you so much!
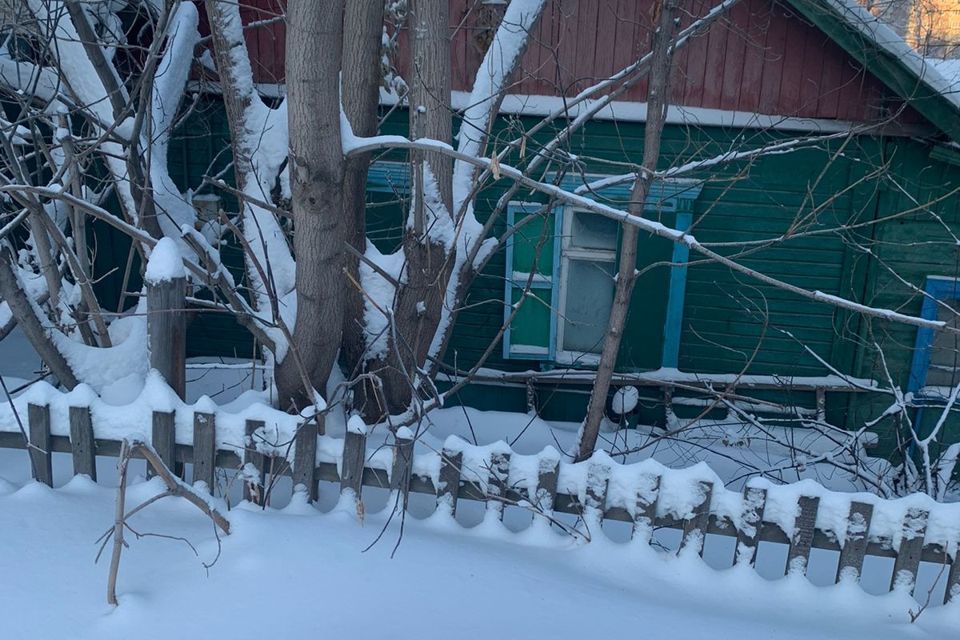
[{"left": 786, "top": 0, "right": 960, "bottom": 142}]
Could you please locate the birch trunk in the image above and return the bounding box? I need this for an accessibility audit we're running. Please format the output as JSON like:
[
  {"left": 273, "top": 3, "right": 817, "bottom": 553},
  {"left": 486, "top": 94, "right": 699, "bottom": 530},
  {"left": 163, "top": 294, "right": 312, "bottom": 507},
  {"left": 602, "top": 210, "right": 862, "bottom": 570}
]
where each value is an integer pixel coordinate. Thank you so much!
[{"left": 576, "top": 0, "right": 681, "bottom": 462}]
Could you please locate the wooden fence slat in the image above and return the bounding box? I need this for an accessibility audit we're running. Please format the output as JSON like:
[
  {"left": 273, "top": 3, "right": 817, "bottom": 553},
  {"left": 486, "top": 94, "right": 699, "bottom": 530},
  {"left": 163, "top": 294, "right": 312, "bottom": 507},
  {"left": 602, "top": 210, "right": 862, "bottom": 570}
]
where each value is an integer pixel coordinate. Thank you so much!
[
  {"left": 68, "top": 406, "right": 96, "bottom": 481},
  {"left": 584, "top": 463, "right": 610, "bottom": 524},
  {"left": 680, "top": 481, "right": 713, "bottom": 556},
  {"left": 243, "top": 419, "right": 266, "bottom": 505},
  {"left": 389, "top": 429, "right": 415, "bottom": 512},
  {"left": 736, "top": 486, "right": 767, "bottom": 566},
  {"left": 890, "top": 508, "right": 928, "bottom": 594},
  {"left": 945, "top": 544, "right": 960, "bottom": 604},
  {"left": 340, "top": 426, "right": 367, "bottom": 499},
  {"left": 436, "top": 449, "right": 462, "bottom": 516},
  {"left": 150, "top": 410, "right": 176, "bottom": 479},
  {"left": 786, "top": 496, "right": 820, "bottom": 575},
  {"left": 485, "top": 452, "right": 511, "bottom": 521},
  {"left": 534, "top": 456, "right": 559, "bottom": 516},
  {"left": 146, "top": 274, "right": 186, "bottom": 398},
  {"left": 192, "top": 412, "right": 216, "bottom": 492},
  {"left": 28, "top": 403, "right": 52, "bottom": 486},
  {"left": 836, "top": 501, "right": 874, "bottom": 583},
  {"left": 632, "top": 474, "right": 661, "bottom": 542},
  {"left": 293, "top": 419, "right": 318, "bottom": 502}
]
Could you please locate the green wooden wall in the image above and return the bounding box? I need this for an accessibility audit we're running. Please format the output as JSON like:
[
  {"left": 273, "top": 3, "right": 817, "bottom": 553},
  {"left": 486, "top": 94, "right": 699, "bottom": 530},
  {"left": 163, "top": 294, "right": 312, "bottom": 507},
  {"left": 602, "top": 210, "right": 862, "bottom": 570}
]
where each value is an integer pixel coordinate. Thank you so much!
[{"left": 167, "top": 99, "right": 960, "bottom": 450}]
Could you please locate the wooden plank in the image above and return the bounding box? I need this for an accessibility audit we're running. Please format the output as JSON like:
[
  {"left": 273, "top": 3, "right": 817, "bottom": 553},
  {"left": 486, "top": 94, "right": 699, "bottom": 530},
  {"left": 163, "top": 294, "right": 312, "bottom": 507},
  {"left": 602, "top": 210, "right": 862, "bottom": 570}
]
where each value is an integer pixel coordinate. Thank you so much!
[
  {"left": 243, "top": 419, "right": 266, "bottom": 505},
  {"left": 68, "top": 406, "right": 96, "bottom": 481},
  {"left": 736, "top": 486, "right": 767, "bottom": 566},
  {"left": 292, "top": 419, "right": 318, "bottom": 501},
  {"left": 150, "top": 410, "right": 176, "bottom": 479},
  {"left": 145, "top": 275, "right": 186, "bottom": 398},
  {"left": 389, "top": 429, "right": 415, "bottom": 512},
  {"left": 680, "top": 481, "right": 713, "bottom": 556},
  {"left": 534, "top": 455, "right": 560, "bottom": 516},
  {"left": 756, "top": 2, "right": 787, "bottom": 114},
  {"left": 485, "top": 452, "right": 511, "bottom": 521},
  {"left": 27, "top": 403, "right": 52, "bottom": 486},
  {"left": 584, "top": 463, "right": 610, "bottom": 524},
  {"left": 340, "top": 426, "right": 367, "bottom": 499},
  {"left": 436, "top": 449, "right": 462, "bottom": 516},
  {"left": 192, "top": 412, "right": 216, "bottom": 492},
  {"left": 719, "top": 0, "right": 748, "bottom": 112},
  {"left": 736, "top": 0, "right": 767, "bottom": 112},
  {"left": 786, "top": 495, "right": 820, "bottom": 575},
  {"left": 632, "top": 473, "right": 661, "bottom": 542},
  {"left": 945, "top": 544, "right": 960, "bottom": 605},
  {"left": 890, "top": 508, "right": 928, "bottom": 594},
  {"left": 836, "top": 501, "right": 874, "bottom": 583}
]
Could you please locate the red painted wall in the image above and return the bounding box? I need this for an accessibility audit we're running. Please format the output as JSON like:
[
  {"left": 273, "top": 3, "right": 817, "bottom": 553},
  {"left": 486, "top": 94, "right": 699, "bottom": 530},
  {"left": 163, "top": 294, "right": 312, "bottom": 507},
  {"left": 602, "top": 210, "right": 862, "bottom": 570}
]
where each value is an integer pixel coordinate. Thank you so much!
[{"left": 195, "top": 0, "right": 923, "bottom": 125}]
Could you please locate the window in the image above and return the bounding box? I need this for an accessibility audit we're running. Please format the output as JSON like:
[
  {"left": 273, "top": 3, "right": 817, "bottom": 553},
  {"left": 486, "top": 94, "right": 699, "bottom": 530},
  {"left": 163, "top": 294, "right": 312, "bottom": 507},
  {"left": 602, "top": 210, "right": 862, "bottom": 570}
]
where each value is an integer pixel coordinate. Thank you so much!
[
  {"left": 502, "top": 175, "right": 703, "bottom": 367},
  {"left": 556, "top": 211, "right": 619, "bottom": 364},
  {"left": 909, "top": 277, "right": 960, "bottom": 394}
]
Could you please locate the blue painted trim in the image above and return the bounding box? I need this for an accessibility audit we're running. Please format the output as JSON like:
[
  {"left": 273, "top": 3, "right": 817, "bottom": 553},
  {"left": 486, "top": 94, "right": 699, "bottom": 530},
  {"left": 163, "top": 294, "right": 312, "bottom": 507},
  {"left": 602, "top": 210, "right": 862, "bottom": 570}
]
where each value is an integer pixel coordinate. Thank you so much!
[
  {"left": 908, "top": 277, "right": 960, "bottom": 393},
  {"left": 549, "top": 205, "right": 564, "bottom": 362},
  {"left": 502, "top": 202, "right": 555, "bottom": 361},
  {"left": 661, "top": 211, "right": 692, "bottom": 368},
  {"left": 502, "top": 204, "right": 517, "bottom": 361},
  {"left": 367, "top": 161, "right": 410, "bottom": 194}
]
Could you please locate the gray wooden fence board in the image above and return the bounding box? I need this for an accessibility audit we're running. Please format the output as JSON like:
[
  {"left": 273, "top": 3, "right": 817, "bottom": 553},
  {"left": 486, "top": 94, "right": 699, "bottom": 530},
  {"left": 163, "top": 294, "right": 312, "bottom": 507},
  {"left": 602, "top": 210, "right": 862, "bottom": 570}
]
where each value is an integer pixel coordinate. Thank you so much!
[
  {"left": 437, "top": 449, "right": 462, "bottom": 516},
  {"left": 584, "top": 463, "right": 610, "bottom": 524},
  {"left": 945, "top": 547, "right": 960, "bottom": 604},
  {"left": 485, "top": 452, "right": 510, "bottom": 521},
  {"left": 680, "top": 481, "right": 713, "bottom": 556},
  {"left": 891, "top": 508, "right": 927, "bottom": 594},
  {"left": 293, "top": 420, "right": 318, "bottom": 501},
  {"left": 27, "top": 403, "right": 52, "bottom": 486},
  {"left": 632, "top": 474, "right": 661, "bottom": 542},
  {"left": 836, "top": 501, "right": 874, "bottom": 584},
  {"left": 192, "top": 412, "right": 216, "bottom": 491},
  {"left": 535, "top": 456, "right": 559, "bottom": 517},
  {"left": 340, "top": 428, "right": 367, "bottom": 499},
  {"left": 243, "top": 419, "right": 266, "bottom": 505},
  {"left": 68, "top": 406, "right": 96, "bottom": 481},
  {"left": 390, "top": 431, "right": 415, "bottom": 494},
  {"left": 736, "top": 487, "right": 767, "bottom": 566},
  {"left": 150, "top": 410, "right": 176, "bottom": 479},
  {"left": 146, "top": 276, "right": 186, "bottom": 397},
  {"left": 786, "top": 495, "right": 820, "bottom": 575}
]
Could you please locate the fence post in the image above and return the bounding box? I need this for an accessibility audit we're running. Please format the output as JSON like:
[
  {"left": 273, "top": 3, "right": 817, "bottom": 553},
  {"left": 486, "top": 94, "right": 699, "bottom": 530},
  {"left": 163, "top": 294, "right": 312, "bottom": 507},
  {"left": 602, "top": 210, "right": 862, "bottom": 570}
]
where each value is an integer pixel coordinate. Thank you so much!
[
  {"left": 632, "top": 474, "right": 661, "bottom": 542},
  {"left": 293, "top": 419, "right": 318, "bottom": 502},
  {"left": 945, "top": 544, "right": 960, "bottom": 604},
  {"left": 736, "top": 487, "right": 767, "bottom": 566},
  {"left": 584, "top": 463, "right": 610, "bottom": 527},
  {"left": 27, "top": 403, "right": 52, "bottom": 486},
  {"left": 150, "top": 410, "right": 177, "bottom": 479},
  {"left": 534, "top": 455, "right": 559, "bottom": 517},
  {"left": 786, "top": 495, "right": 820, "bottom": 576},
  {"left": 680, "top": 481, "right": 712, "bottom": 557},
  {"left": 340, "top": 418, "right": 367, "bottom": 502},
  {"left": 243, "top": 419, "right": 266, "bottom": 505},
  {"left": 436, "top": 449, "right": 462, "bottom": 516},
  {"left": 836, "top": 501, "right": 874, "bottom": 584},
  {"left": 68, "top": 406, "right": 96, "bottom": 481},
  {"left": 485, "top": 452, "right": 511, "bottom": 521},
  {"left": 146, "top": 268, "right": 186, "bottom": 398},
  {"left": 192, "top": 412, "right": 216, "bottom": 491},
  {"left": 390, "top": 427, "right": 415, "bottom": 513},
  {"left": 891, "top": 508, "right": 927, "bottom": 594}
]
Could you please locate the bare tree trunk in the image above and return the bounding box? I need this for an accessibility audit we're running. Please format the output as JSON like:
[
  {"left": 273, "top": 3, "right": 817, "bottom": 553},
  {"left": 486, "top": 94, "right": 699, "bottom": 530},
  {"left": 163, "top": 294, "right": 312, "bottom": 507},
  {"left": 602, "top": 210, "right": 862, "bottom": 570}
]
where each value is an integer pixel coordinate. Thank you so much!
[
  {"left": 0, "top": 247, "right": 78, "bottom": 389},
  {"left": 380, "top": 0, "right": 453, "bottom": 414},
  {"left": 274, "top": 0, "right": 347, "bottom": 410},
  {"left": 340, "top": 0, "right": 387, "bottom": 408},
  {"left": 576, "top": 0, "right": 680, "bottom": 462}
]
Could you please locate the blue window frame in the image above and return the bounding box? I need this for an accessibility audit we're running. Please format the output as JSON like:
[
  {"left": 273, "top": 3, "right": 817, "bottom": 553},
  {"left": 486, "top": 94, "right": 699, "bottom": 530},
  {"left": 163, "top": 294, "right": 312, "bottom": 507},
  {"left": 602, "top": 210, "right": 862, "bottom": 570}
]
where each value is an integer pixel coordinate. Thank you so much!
[{"left": 908, "top": 276, "right": 960, "bottom": 394}]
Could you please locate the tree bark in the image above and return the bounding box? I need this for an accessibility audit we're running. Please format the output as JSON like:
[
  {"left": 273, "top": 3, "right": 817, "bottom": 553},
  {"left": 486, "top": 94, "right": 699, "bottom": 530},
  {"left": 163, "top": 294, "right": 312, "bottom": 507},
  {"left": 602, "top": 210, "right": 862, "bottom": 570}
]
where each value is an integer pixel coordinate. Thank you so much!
[
  {"left": 576, "top": 0, "right": 681, "bottom": 462},
  {"left": 379, "top": 0, "right": 453, "bottom": 414},
  {"left": 274, "top": 0, "right": 347, "bottom": 411},
  {"left": 340, "top": 0, "right": 387, "bottom": 404}
]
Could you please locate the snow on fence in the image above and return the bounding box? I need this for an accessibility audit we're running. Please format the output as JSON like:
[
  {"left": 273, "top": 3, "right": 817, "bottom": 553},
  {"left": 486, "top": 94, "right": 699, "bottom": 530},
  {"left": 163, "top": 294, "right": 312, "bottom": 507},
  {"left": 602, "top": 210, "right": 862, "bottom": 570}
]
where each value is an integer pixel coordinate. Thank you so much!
[{"left": 2, "top": 400, "right": 960, "bottom": 607}]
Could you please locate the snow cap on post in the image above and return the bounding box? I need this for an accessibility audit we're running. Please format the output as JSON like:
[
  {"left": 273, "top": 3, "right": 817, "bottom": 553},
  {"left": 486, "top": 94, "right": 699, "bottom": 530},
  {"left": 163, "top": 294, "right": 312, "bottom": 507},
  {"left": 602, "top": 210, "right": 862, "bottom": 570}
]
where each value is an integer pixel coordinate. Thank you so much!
[
  {"left": 347, "top": 414, "right": 368, "bottom": 436},
  {"left": 145, "top": 237, "right": 186, "bottom": 284}
]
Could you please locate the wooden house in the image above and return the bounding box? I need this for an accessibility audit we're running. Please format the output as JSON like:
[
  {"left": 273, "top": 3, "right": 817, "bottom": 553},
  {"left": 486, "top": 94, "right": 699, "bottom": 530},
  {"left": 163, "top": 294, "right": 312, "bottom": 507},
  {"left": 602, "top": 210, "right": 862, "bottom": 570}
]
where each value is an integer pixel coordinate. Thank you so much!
[{"left": 164, "top": 0, "right": 960, "bottom": 456}]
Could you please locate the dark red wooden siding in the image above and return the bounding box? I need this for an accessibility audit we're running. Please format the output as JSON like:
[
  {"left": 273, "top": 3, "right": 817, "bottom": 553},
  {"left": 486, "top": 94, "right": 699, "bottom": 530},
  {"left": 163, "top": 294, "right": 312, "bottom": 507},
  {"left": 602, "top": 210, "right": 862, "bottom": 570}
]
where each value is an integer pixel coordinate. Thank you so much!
[{"left": 196, "top": 0, "right": 924, "bottom": 125}]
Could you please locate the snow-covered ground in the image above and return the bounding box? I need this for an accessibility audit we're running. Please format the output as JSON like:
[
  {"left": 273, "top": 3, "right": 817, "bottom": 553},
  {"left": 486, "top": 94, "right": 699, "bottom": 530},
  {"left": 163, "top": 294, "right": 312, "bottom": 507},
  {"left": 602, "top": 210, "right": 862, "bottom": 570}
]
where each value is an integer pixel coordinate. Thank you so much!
[
  {"left": 0, "top": 459, "right": 957, "bottom": 640},
  {"left": 1, "top": 333, "right": 958, "bottom": 638}
]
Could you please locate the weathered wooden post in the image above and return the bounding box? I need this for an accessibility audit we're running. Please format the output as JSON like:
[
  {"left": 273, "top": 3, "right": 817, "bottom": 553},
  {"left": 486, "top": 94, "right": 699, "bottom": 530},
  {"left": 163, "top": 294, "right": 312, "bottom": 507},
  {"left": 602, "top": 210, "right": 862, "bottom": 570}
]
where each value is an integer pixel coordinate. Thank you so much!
[
  {"left": 27, "top": 403, "right": 52, "bottom": 486},
  {"left": 145, "top": 238, "right": 186, "bottom": 398}
]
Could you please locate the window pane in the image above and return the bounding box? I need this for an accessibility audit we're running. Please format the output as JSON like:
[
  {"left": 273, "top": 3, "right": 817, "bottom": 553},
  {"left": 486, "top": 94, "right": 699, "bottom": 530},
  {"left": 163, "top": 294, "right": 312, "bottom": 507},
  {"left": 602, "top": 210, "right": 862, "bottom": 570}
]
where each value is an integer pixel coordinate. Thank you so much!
[
  {"left": 570, "top": 211, "right": 619, "bottom": 251},
  {"left": 562, "top": 259, "right": 615, "bottom": 354},
  {"left": 928, "top": 299, "right": 960, "bottom": 387}
]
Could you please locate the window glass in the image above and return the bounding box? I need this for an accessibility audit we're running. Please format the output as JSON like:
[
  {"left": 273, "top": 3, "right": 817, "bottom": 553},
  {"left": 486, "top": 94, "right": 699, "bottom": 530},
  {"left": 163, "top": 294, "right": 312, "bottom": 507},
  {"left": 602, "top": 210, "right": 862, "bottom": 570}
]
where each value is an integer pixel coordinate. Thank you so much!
[
  {"left": 570, "top": 211, "right": 619, "bottom": 251},
  {"left": 928, "top": 299, "right": 960, "bottom": 387},
  {"left": 561, "top": 259, "right": 616, "bottom": 353}
]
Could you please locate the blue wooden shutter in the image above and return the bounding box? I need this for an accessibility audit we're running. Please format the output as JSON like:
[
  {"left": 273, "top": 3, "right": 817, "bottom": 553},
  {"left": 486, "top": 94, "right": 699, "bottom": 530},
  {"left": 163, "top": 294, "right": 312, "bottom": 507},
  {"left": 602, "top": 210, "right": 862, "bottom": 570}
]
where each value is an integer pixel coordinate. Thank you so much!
[{"left": 502, "top": 202, "right": 561, "bottom": 360}]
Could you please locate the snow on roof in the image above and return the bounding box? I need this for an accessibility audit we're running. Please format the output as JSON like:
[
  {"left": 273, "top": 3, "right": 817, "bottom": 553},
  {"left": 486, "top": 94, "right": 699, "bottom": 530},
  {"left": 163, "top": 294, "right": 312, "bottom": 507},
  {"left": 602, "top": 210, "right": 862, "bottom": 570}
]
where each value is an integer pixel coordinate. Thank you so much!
[{"left": 821, "top": 0, "right": 960, "bottom": 110}]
